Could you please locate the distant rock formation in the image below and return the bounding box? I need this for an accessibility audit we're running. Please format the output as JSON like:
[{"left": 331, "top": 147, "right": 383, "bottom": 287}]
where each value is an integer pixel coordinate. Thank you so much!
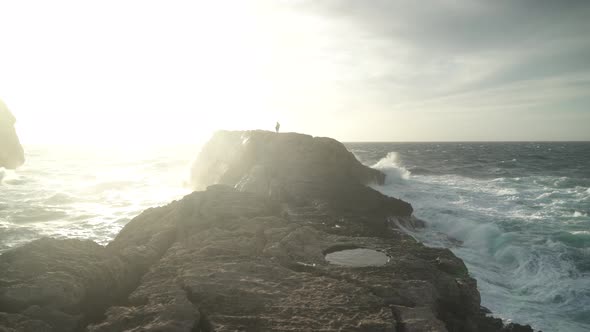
[
  {"left": 0, "top": 100, "right": 25, "bottom": 169},
  {"left": 190, "top": 130, "right": 412, "bottom": 224},
  {"left": 0, "top": 130, "right": 536, "bottom": 332},
  {"left": 191, "top": 130, "right": 386, "bottom": 190}
]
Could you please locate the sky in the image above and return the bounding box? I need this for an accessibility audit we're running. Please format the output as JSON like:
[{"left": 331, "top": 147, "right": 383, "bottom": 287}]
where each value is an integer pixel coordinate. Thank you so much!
[{"left": 1, "top": 0, "right": 589, "bottom": 144}]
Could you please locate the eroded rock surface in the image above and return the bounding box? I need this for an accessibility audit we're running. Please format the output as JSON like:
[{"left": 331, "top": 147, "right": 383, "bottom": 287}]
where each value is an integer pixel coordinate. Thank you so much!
[
  {"left": 0, "top": 100, "right": 25, "bottom": 169},
  {"left": 0, "top": 130, "right": 535, "bottom": 331}
]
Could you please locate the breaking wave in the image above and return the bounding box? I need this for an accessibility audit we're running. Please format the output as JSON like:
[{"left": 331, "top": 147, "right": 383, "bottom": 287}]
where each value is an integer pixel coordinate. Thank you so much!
[{"left": 371, "top": 152, "right": 411, "bottom": 181}]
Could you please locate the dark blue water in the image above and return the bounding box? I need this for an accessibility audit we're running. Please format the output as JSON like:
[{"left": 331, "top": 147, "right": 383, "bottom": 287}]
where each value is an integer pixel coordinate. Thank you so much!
[{"left": 345, "top": 142, "right": 590, "bottom": 332}]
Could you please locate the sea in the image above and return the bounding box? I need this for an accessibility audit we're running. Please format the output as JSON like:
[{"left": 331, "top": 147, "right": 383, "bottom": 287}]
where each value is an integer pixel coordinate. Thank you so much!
[
  {"left": 1, "top": 142, "right": 589, "bottom": 332},
  {"left": 348, "top": 142, "right": 590, "bottom": 332},
  {"left": 0, "top": 145, "right": 195, "bottom": 250}
]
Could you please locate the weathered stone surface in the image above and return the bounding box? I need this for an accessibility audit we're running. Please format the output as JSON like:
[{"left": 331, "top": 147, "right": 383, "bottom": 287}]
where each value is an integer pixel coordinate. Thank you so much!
[
  {"left": 0, "top": 130, "right": 537, "bottom": 331},
  {"left": 0, "top": 100, "right": 25, "bottom": 169},
  {"left": 0, "top": 238, "right": 136, "bottom": 331},
  {"left": 0, "top": 312, "right": 52, "bottom": 332},
  {"left": 0, "top": 226, "right": 181, "bottom": 331},
  {"left": 90, "top": 188, "right": 402, "bottom": 331}
]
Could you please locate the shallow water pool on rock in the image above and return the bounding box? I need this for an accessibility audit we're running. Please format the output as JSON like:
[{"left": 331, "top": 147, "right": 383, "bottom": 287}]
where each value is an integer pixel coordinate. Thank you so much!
[{"left": 325, "top": 248, "right": 390, "bottom": 267}]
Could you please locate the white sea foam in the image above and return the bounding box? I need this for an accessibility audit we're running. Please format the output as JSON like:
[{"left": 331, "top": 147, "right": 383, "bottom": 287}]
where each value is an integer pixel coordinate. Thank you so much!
[
  {"left": 371, "top": 152, "right": 411, "bottom": 181},
  {"left": 0, "top": 145, "right": 194, "bottom": 251},
  {"left": 535, "top": 192, "right": 554, "bottom": 200},
  {"left": 0, "top": 168, "right": 17, "bottom": 185}
]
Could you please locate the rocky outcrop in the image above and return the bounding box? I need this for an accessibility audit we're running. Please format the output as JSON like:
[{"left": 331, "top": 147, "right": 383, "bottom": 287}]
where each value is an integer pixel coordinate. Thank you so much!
[
  {"left": 0, "top": 100, "right": 25, "bottom": 169},
  {"left": 0, "top": 130, "right": 536, "bottom": 331},
  {"left": 191, "top": 130, "right": 385, "bottom": 190},
  {"left": 191, "top": 130, "right": 413, "bottom": 230}
]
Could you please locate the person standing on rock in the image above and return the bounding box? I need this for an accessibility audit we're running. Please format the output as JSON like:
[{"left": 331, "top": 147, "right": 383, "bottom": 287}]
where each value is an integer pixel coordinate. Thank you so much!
[{"left": 275, "top": 121, "right": 280, "bottom": 133}]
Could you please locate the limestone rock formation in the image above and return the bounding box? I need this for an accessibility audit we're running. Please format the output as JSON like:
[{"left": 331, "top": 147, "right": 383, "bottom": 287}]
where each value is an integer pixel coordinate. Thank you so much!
[
  {"left": 0, "top": 130, "right": 536, "bottom": 331},
  {"left": 190, "top": 130, "right": 412, "bottom": 225},
  {"left": 0, "top": 100, "right": 25, "bottom": 169},
  {"left": 191, "top": 130, "right": 385, "bottom": 190}
]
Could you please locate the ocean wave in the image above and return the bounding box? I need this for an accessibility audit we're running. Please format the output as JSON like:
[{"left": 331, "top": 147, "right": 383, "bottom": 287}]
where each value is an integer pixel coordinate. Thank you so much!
[
  {"left": 44, "top": 192, "right": 75, "bottom": 205},
  {"left": 0, "top": 169, "right": 19, "bottom": 185},
  {"left": 371, "top": 152, "right": 411, "bottom": 181},
  {"left": 553, "top": 231, "right": 590, "bottom": 248},
  {"left": 407, "top": 166, "right": 437, "bottom": 175},
  {"left": 535, "top": 191, "right": 556, "bottom": 200},
  {"left": 92, "top": 180, "right": 139, "bottom": 192}
]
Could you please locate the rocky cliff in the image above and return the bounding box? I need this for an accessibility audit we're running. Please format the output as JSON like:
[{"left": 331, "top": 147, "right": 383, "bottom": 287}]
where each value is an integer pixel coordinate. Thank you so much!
[
  {"left": 0, "top": 130, "right": 534, "bottom": 331},
  {"left": 0, "top": 100, "right": 25, "bottom": 169}
]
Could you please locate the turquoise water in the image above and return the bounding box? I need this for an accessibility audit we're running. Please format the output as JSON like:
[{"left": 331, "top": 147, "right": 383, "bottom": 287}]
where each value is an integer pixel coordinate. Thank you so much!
[{"left": 346, "top": 142, "right": 590, "bottom": 332}]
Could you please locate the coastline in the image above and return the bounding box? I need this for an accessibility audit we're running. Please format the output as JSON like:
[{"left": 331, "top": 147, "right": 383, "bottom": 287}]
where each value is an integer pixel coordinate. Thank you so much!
[{"left": 0, "top": 131, "right": 536, "bottom": 331}]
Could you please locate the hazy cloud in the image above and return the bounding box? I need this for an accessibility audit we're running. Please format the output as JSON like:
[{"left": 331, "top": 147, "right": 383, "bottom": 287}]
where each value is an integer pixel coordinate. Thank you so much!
[
  {"left": 1, "top": 0, "right": 588, "bottom": 142},
  {"left": 279, "top": 0, "right": 590, "bottom": 136}
]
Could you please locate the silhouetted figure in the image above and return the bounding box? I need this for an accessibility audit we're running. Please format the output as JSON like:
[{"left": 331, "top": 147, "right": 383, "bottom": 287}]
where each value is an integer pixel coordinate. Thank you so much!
[{"left": 275, "top": 121, "right": 280, "bottom": 133}]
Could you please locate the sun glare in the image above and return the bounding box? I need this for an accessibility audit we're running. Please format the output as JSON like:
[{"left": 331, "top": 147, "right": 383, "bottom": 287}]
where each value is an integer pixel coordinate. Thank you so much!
[{"left": 0, "top": 1, "right": 297, "bottom": 146}]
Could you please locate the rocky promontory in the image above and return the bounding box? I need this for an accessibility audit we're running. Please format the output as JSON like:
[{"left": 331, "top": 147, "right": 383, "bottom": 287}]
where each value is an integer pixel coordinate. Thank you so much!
[
  {"left": 0, "top": 100, "right": 25, "bottom": 169},
  {"left": 0, "top": 130, "right": 534, "bottom": 331}
]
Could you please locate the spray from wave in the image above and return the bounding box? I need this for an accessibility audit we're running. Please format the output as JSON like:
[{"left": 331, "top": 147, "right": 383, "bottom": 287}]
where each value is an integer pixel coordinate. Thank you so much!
[
  {"left": 371, "top": 152, "right": 411, "bottom": 181},
  {"left": 0, "top": 168, "right": 18, "bottom": 185}
]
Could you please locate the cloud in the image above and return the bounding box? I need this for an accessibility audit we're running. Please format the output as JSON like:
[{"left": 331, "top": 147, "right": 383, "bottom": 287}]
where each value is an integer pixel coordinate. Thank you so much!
[
  {"left": 292, "top": 0, "right": 589, "bottom": 53},
  {"left": 1, "top": 0, "right": 588, "bottom": 141},
  {"left": 280, "top": 0, "right": 590, "bottom": 114}
]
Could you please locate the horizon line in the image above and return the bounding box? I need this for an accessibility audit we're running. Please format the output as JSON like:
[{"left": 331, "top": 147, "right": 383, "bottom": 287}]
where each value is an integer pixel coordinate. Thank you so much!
[{"left": 343, "top": 140, "right": 590, "bottom": 143}]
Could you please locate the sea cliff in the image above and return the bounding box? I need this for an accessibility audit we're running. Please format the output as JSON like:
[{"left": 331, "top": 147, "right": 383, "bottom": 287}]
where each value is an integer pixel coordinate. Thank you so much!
[
  {"left": 0, "top": 130, "right": 534, "bottom": 331},
  {"left": 0, "top": 100, "right": 25, "bottom": 170}
]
